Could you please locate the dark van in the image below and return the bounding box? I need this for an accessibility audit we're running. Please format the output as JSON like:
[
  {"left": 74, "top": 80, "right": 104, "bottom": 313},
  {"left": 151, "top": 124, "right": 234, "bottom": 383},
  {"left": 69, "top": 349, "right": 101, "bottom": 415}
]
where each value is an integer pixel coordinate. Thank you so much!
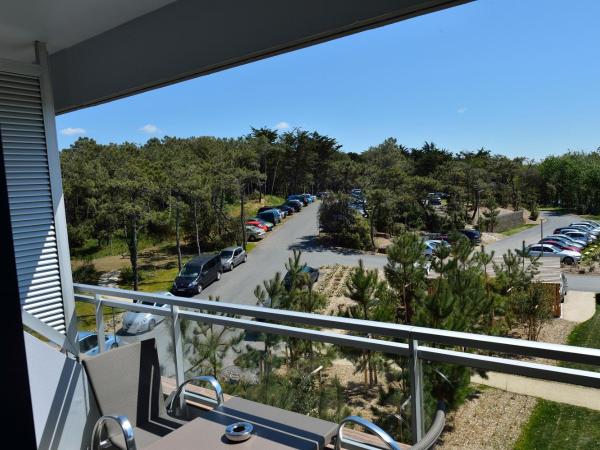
[
  {"left": 171, "top": 253, "right": 222, "bottom": 295},
  {"left": 257, "top": 210, "right": 280, "bottom": 225}
]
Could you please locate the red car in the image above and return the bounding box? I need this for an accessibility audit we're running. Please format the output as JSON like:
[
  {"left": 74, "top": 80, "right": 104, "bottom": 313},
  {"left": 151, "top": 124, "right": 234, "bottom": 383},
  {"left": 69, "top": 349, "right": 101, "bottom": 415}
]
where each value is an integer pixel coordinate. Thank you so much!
[
  {"left": 246, "top": 220, "right": 270, "bottom": 232},
  {"left": 539, "top": 239, "right": 580, "bottom": 252}
]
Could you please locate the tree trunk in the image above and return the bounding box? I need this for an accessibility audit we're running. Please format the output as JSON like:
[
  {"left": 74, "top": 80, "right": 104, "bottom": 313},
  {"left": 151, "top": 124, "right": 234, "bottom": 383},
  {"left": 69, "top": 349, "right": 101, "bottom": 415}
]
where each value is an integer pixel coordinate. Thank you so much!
[
  {"left": 193, "top": 199, "right": 201, "bottom": 255},
  {"left": 240, "top": 184, "right": 247, "bottom": 250},
  {"left": 175, "top": 203, "right": 182, "bottom": 271},
  {"left": 126, "top": 217, "right": 139, "bottom": 291},
  {"left": 270, "top": 158, "right": 280, "bottom": 195}
]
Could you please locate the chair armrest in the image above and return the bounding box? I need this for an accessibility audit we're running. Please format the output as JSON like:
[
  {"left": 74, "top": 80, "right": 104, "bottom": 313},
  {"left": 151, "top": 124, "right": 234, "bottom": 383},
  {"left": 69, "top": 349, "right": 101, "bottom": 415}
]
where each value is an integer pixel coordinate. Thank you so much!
[
  {"left": 166, "top": 375, "right": 224, "bottom": 416},
  {"left": 91, "top": 415, "right": 136, "bottom": 450},
  {"left": 335, "top": 416, "right": 402, "bottom": 450}
]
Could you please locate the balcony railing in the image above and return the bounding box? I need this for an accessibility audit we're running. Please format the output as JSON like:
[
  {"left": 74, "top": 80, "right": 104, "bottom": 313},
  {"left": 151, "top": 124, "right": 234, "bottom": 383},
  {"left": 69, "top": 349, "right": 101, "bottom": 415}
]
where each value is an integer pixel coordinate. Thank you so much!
[{"left": 69, "top": 283, "right": 600, "bottom": 445}]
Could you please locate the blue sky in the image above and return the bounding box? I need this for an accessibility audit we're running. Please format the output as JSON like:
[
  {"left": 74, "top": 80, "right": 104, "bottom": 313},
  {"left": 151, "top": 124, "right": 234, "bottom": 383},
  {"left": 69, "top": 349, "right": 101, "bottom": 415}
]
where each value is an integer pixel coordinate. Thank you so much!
[{"left": 56, "top": 0, "right": 600, "bottom": 159}]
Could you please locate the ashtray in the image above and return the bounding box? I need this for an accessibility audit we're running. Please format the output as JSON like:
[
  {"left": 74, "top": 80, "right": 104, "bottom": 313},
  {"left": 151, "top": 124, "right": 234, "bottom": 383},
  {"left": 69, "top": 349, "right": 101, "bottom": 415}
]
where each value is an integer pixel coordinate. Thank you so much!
[{"left": 225, "top": 421, "right": 253, "bottom": 442}]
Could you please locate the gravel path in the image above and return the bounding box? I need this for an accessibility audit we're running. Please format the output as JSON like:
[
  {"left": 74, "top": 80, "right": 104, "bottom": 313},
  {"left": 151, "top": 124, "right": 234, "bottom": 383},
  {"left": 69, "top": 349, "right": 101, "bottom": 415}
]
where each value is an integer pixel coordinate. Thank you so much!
[{"left": 438, "top": 387, "right": 537, "bottom": 450}]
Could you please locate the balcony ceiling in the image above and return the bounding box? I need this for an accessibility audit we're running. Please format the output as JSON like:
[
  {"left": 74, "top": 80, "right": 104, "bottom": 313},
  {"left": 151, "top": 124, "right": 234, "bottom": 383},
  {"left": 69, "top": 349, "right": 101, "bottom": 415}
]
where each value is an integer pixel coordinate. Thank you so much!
[
  {"left": 0, "top": 0, "right": 177, "bottom": 63},
  {"left": 0, "top": 0, "right": 471, "bottom": 113}
]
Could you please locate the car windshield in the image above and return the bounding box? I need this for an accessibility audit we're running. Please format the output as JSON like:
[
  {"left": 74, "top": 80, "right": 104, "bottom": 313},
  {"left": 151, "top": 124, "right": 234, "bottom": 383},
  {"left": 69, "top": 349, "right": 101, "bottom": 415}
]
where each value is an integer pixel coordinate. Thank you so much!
[
  {"left": 79, "top": 335, "right": 98, "bottom": 352},
  {"left": 179, "top": 264, "right": 201, "bottom": 277},
  {"left": 221, "top": 250, "right": 233, "bottom": 258}
]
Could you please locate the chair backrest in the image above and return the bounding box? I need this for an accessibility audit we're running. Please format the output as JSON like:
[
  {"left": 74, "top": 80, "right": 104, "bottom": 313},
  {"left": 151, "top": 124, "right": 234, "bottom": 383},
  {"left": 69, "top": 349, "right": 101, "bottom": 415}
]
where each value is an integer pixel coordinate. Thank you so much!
[{"left": 83, "top": 339, "right": 166, "bottom": 428}]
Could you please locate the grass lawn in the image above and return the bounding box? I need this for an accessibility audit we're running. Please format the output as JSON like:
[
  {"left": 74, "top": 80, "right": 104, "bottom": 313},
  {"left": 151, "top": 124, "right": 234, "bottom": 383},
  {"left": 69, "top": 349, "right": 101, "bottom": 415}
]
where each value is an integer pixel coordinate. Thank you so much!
[
  {"left": 71, "top": 235, "right": 172, "bottom": 260},
  {"left": 501, "top": 223, "right": 537, "bottom": 236},
  {"left": 562, "top": 304, "right": 600, "bottom": 372},
  {"left": 75, "top": 301, "right": 125, "bottom": 331},
  {"left": 514, "top": 400, "right": 600, "bottom": 450},
  {"left": 226, "top": 195, "right": 285, "bottom": 219},
  {"left": 514, "top": 305, "right": 600, "bottom": 449},
  {"left": 245, "top": 242, "right": 257, "bottom": 253}
]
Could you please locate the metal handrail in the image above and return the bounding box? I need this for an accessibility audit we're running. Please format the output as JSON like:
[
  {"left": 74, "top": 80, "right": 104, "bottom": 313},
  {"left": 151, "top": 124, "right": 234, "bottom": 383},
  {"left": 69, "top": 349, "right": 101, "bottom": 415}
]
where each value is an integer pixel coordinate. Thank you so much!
[
  {"left": 22, "top": 309, "right": 79, "bottom": 356},
  {"left": 74, "top": 283, "right": 600, "bottom": 445},
  {"left": 335, "top": 416, "right": 402, "bottom": 450},
  {"left": 73, "top": 283, "right": 600, "bottom": 370},
  {"left": 91, "top": 415, "right": 136, "bottom": 450},
  {"left": 166, "top": 375, "right": 224, "bottom": 417}
]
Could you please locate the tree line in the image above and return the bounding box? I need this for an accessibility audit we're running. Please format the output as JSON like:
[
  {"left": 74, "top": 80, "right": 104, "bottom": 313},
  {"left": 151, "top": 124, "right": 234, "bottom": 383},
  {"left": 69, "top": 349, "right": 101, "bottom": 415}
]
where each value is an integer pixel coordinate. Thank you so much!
[{"left": 61, "top": 129, "right": 599, "bottom": 286}]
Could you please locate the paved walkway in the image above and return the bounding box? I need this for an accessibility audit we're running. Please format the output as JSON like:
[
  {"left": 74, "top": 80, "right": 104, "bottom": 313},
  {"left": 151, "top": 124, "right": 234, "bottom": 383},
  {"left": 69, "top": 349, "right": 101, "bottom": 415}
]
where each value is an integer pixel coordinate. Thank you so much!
[
  {"left": 562, "top": 290, "right": 596, "bottom": 322},
  {"left": 471, "top": 372, "right": 600, "bottom": 411}
]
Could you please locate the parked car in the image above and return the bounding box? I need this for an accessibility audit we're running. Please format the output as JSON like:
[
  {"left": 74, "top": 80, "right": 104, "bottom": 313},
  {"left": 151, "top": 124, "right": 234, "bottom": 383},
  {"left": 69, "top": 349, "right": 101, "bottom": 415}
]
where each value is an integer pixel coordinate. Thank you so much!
[
  {"left": 77, "top": 331, "right": 121, "bottom": 356},
  {"left": 569, "top": 223, "right": 600, "bottom": 236},
  {"left": 122, "top": 292, "right": 171, "bottom": 334},
  {"left": 247, "top": 218, "right": 273, "bottom": 231},
  {"left": 539, "top": 235, "right": 585, "bottom": 252},
  {"left": 288, "top": 195, "right": 308, "bottom": 206},
  {"left": 283, "top": 265, "right": 320, "bottom": 290},
  {"left": 546, "top": 233, "right": 587, "bottom": 248},
  {"left": 316, "top": 191, "right": 329, "bottom": 199},
  {"left": 572, "top": 220, "right": 600, "bottom": 229},
  {"left": 220, "top": 246, "right": 247, "bottom": 271},
  {"left": 527, "top": 243, "right": 581, "bottom": 265},
  {"left": 300, "top": 193, "right": 314, "bottom": 203},
  {"left": 257, "top": 210, "right": 280, "bottom": 225},
  {"left": 171, "top": 253, "right": 222, "bottom": 295},
  {"left": 285, "top": 199, "right": 303, "bottom": 211},
  {"left": 277, "top": 204, "right": 294, "bottom": 216},
  {"left": 538, "top": 239, "right": 581, "bottom": 253},
  {"left": 423, "top": 240, "right": 450, "bottom": 259},
  {"left": 553, "top": 228, "right": 595, "bottom": 243},
  {"left": 458, "top": 229, "right": 481, "bottom": 244},
  {"left": 246, "top": 225, "right": 266, "bottom": 241},
  {"left": 258, "top": 206, "right": 286, "bottom": 218}
]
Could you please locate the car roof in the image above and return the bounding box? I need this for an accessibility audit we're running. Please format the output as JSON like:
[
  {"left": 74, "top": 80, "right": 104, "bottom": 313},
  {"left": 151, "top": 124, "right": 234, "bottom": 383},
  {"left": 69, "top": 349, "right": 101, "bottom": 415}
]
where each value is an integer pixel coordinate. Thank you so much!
[
  {"left": 77, "top": 331, "right": 95, "bottom": 340},
  {"left": 187, "top": 253, "right": 219, "bottom": 264},
  {"left": 222, "top": 246, "right": 241, "bottom": 252}
]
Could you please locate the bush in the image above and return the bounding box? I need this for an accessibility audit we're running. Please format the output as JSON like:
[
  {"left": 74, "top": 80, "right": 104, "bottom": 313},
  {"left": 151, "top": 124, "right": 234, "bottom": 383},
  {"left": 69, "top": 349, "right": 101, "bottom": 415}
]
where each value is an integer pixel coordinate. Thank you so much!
[
  {"left": 119, "top": 266, "right": 144, "bottom": 285},
  {"left": 72, "top": 260, "right": 100, "bottom": 284},
  {"left": 529, "top": 202, "right": 539, "bottom": 221}
]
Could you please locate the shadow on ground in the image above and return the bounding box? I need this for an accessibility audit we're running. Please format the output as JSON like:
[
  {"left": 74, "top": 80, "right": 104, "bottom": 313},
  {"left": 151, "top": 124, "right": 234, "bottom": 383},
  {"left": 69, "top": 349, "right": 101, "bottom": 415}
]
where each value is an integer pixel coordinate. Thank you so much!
[{"left": 288, "top": 235, "right": 363, "bottom": 255}]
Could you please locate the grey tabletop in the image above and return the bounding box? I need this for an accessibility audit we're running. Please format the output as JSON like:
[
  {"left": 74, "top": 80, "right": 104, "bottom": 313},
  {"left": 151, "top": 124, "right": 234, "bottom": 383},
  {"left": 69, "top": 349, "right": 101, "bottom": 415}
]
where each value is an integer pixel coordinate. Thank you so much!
[{"left": 143, "top": 408, "right": 329, "bottom": 450}]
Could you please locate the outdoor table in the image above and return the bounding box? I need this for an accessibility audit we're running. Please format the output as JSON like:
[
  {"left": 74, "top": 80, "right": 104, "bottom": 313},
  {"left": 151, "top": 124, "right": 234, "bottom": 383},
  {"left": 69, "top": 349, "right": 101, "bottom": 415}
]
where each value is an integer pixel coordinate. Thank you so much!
[{"left": 143, "top": 400, "right": 337, "bottom": 450}]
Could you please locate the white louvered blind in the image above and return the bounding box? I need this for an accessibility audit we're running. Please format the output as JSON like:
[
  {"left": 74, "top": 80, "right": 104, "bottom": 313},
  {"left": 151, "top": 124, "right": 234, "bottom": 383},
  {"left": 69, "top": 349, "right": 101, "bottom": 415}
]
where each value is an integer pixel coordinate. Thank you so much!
[{"left": 0, "top": 70, "right": 65, "bottom": 332}]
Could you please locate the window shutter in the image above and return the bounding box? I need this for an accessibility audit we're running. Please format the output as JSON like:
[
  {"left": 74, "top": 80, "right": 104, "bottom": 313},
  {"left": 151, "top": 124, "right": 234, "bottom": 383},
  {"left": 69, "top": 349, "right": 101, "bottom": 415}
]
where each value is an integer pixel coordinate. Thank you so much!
[{"left": 0, "top": 70, "right": 66, "bottom": 332}]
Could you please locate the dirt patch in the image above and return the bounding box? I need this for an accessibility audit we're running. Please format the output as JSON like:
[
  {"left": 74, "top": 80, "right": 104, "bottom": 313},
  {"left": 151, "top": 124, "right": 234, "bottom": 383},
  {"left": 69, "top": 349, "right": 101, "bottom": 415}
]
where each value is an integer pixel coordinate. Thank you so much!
[{"left": 439, "top": 387, "right": 537, "bottom": 450}]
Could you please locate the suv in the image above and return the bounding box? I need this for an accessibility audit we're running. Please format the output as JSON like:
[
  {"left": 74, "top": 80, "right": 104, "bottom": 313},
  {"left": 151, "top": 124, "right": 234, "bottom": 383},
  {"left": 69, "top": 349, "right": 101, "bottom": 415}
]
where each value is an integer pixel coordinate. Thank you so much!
[
  {"left": 220, "top": 246, "right": 247, "bottom": 271},
  {"left": 258, "top": 206, "right": 286, "bottom": 218},
  {"left": 458, "top": 229, "right": 481, "bottom": 244},
  {"left": 257, "top": 210, "right": 280, "bottom": 225},
  {"left": 172, "top": 253, "right": 222, "bottom": 295},
  {"left": 285, "top": 200, "right": 303, "bottom": 211}
]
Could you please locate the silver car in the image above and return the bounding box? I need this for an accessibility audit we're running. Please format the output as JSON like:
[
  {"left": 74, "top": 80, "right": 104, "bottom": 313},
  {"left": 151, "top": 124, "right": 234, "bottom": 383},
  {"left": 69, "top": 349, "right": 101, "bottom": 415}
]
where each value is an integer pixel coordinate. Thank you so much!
[
  {"left": 246, "top": 225, "right": 265, "bottom": 241},
  {"left": 122, "top": 292, "right": 171, "bottom": 334},
  {"left": 527, "top": 243, "right": 581, "bottom": 265},
  {"left": 220, "top": 246, "right": 247, "bottom": 271}
]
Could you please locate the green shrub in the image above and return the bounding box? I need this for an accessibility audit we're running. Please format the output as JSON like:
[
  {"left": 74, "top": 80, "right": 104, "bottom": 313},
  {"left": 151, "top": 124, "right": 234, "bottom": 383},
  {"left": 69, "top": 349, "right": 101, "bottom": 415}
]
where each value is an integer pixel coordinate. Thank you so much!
[
  {"left": 119, "top": 266, "right": 144, "bottom": 285},
  {"left": 72, "top": 260, "right": 100, "bottom": 284}
]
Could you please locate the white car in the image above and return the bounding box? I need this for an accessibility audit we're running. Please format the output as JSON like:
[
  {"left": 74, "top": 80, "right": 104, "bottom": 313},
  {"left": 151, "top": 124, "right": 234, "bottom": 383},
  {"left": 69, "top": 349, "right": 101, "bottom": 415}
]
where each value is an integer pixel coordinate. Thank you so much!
[
  {"left": 121, "top": 292, "right": 171, "bottom": 334},
  {"left": 423, "top": 240, "right": 450, "bottom": 259},
  {"left": 546, "top": 234, "right": 586, "bottom": 249},
  {"left": 527, "top": 243, "right": 581, "bottom": 265}
]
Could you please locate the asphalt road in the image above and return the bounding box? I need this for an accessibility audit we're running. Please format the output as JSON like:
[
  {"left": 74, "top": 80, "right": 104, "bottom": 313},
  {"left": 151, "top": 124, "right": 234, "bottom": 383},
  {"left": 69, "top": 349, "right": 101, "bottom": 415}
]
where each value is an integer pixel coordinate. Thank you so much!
[
  {"left": 199, "top": 201, "right": 388, "bottom": 305},
  {"left": 121, "top": 205, "right": 600, "bottom": 377}
]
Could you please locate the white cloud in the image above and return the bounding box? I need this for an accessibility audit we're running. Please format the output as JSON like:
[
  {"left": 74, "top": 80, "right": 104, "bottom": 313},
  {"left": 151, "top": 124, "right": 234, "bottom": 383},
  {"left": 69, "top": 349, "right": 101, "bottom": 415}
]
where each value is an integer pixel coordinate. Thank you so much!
[
  {"left": 275, "top": 121, "right": 290, "bottom": 130},
  {"left": 60, "top": 127, "right": 86, "bottom": 136},
  {"left": 139, "top": 124, "right": 160, "bottom": 134},
  {"left": 457, "top": 106, "right": 468, "bottom": 114}
]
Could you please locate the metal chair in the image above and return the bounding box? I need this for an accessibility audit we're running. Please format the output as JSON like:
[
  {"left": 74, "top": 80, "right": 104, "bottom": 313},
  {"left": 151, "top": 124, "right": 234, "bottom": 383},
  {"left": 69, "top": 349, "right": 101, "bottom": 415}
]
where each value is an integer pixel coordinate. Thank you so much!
[{"left": 84, "top": 339, "right": 223, "bottom": 449}]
